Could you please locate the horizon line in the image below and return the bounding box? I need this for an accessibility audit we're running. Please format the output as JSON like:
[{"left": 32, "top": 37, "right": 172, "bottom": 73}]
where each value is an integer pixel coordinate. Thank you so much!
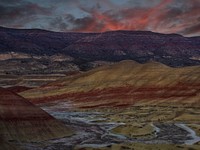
[{"left": 1, "top": 25, "right": 198, "bottom": 38}]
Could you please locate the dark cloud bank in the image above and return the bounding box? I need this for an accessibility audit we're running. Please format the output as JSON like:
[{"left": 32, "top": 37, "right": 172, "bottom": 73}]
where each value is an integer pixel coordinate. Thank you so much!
[{"left": 0, "top": 0, "right": 200, "bottom": 36}]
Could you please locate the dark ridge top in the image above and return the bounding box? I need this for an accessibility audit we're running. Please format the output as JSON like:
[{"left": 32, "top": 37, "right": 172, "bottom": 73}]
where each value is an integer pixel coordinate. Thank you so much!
[
  {"left": 0, "top": 26, "right": 200, "bottom": 67},
  {"left": 0, "top": 26, "right": 185, "bottom": 37}
]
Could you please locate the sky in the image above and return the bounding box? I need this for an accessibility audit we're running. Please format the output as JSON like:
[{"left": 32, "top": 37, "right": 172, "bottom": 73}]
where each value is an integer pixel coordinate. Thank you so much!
[{"left": 0, "top": 0, "right": 200, "bottom": 36}]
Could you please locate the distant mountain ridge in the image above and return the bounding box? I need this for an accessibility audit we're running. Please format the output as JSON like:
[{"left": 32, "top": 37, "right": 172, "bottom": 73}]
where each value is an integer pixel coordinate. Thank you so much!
[{"left": 0, "top": 26, "right": 200, "bottom": 68}]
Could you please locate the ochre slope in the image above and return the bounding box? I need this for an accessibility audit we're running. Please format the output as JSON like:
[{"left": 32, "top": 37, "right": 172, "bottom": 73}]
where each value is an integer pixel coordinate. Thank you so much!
[
  {"left": 0, "top": 88, "right": 73, "bottom": 142},
  {"left": 20, "top": 60, "right": 200, "bottom": 108}
]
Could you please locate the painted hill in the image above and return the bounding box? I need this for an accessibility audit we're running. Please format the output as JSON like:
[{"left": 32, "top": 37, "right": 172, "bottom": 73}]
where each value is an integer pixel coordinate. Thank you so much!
[
  {"left": 20, "top": 60, "right": 200, "bottom": 108},
  {"left": 0, "top": 88, "right": 73, "bottom": 142},
  {"left": 0, "top": 137, "right": 19, "bottom": 150}
]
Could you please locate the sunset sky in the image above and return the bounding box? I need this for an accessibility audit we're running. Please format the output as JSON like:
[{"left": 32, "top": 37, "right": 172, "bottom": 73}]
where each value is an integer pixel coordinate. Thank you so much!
[{"left": 0, "top": 0, "right": 200, "bottom": 36}]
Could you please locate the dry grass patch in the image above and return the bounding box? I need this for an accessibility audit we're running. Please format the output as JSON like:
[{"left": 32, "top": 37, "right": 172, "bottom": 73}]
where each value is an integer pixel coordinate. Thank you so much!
[{"left": 111, "top": 123, "right": 154, "bottom": 138}]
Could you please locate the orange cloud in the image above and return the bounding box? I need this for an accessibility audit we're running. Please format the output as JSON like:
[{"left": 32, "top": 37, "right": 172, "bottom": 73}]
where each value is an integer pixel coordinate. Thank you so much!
[
  {"left": 67, "top": 0, "right": 199, "bottom": 36},
  {"left": 71, "top": 0, "right": 173, "bottom": 32}
]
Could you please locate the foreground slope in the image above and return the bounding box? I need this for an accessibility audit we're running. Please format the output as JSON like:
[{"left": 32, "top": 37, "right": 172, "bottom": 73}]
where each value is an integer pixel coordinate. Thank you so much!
[
  {"left": 0, "top": 88, "right": 73, "bottom": 142},
  {"left": 21, "top": 60, "right": 200, "bottom": 108}
]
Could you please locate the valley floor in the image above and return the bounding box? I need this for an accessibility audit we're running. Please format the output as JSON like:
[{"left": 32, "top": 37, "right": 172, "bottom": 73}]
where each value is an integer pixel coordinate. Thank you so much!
[{"left": 9, "top": 103, "right": 200, "bottom": 150}]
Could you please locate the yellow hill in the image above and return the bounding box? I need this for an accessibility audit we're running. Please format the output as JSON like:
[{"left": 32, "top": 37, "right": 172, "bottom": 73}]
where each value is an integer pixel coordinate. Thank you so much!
[{"left": 20, "top": 60, "right": 200, "bottom": 108}]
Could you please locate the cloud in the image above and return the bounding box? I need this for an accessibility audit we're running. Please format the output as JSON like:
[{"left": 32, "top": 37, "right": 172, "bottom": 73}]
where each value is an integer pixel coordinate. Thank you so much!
[
  {"left": 49, "top": 16, "right": 69, "bottom": 31},
  {"left": 64, "top": 0, "right": 173, "bottom": 32},
  {"left": 61, "top": 0, "right": 200, "bottom": 36},
  {"left": 0, "top": 0, "right": 52, "bottom": 26},
  {"left": 181, "top": 24, "right": 200, "bottom": 36},
  {"left": 0, "top": 0, "right": 22, "bottom": 5},
  {"left": 0, "top": 0, "right": 199, "bottom": 36}
]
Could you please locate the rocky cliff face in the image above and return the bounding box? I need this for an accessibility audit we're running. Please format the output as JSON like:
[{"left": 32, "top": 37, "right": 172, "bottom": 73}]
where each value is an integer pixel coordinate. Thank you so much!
[
  {"left": 0, "top": 26, "right": 200, "bottom": 68},
  {"left": 0, "top": 88, "right": 73, "bottom": 142},
  {"left": 63, "top": 31, "right": 200, "bottom": 67}
]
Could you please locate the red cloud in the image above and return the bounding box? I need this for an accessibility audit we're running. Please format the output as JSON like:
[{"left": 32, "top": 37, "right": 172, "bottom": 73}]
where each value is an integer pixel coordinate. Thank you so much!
[
  {"left": 70, "top": 0, "right": 200, "bottom": 36},
  {"left": 72, "top": 0, "right": 172, "bottom": 32}
]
